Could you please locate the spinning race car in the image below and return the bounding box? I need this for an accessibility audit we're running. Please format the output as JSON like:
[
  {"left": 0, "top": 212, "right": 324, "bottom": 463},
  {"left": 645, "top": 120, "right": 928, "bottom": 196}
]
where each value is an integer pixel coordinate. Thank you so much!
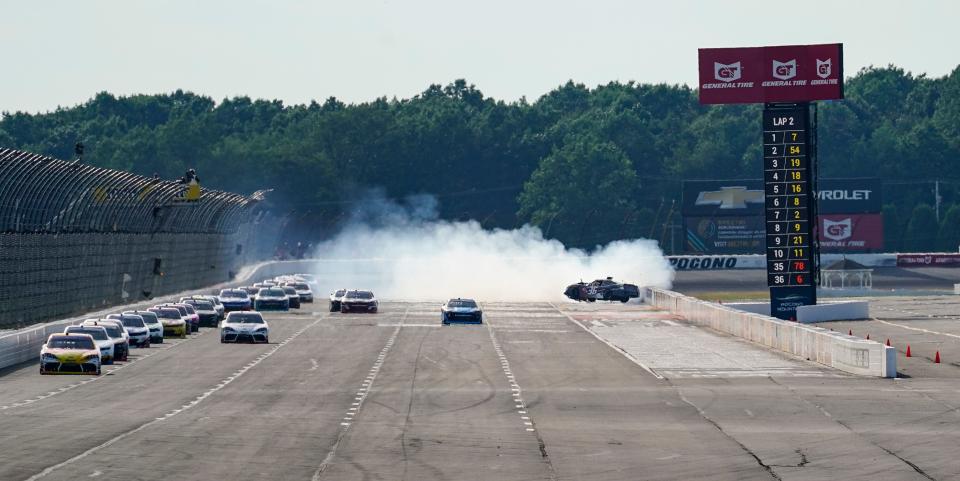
[{"left": 564, "top": 277, "right": 640, "bottom": 303}]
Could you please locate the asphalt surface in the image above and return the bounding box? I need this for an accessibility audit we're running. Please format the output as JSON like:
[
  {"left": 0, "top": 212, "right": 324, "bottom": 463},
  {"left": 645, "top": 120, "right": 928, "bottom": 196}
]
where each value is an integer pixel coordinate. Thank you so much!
[{"left": 1, "top": 300, "right": 959, "bottom": 480}]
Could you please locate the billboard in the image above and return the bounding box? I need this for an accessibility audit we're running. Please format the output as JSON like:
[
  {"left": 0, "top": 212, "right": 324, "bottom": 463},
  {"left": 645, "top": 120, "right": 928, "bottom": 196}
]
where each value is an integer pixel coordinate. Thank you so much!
[
  {"left": 685, "top": 216, "right": 765, "bottom": 254},
  {"left": 683, "top": 178, "right": 883, "bottom": 254},
  {"left": 682, "top": 180, "right": 764, "bottom": 216},
  {"left": 698, "top": 43, "right": 844, "bottom": 104},
  {"left": 818, "top": 214, "right": 884, "bottom": 251},
  {"left": 816, "top": 178, "right": 882, "bottom": 214}
]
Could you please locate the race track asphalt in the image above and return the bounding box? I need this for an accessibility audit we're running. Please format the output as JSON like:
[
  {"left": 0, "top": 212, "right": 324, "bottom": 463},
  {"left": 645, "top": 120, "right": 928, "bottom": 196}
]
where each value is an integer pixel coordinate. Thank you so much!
[{"left": 1, "top": 300, "right": 958, "bottom": 480}]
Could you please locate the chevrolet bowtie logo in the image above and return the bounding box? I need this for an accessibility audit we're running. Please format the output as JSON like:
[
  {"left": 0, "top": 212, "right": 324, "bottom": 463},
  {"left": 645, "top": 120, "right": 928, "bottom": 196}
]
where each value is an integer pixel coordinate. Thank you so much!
[{"left": 695, "top": 187, "right": 764, "bottom": 209}]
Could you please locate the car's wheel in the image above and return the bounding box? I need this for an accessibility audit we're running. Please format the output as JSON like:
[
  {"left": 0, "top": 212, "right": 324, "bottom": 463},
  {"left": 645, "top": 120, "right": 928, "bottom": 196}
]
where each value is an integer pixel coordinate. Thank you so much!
[
  {"left": 180, "top": 331, "right": 186, "bottom": 339},
  {"left": 620, "top": 297, "right": 629, "bottom": 303},
  {"left": 95, "top": 366, "right": 101, "bottom": 376},
  {"left": 264, "top": 337, "right": 269, "bottom": 344},
  {"left": 586, "top": 298, "right": 596, "bottom": 303}
]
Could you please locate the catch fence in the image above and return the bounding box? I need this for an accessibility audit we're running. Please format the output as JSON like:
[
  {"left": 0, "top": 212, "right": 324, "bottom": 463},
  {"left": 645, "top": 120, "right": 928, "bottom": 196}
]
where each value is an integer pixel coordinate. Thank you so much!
[{"left": 0, "top": 148, "right": 281, "bottom": 328}]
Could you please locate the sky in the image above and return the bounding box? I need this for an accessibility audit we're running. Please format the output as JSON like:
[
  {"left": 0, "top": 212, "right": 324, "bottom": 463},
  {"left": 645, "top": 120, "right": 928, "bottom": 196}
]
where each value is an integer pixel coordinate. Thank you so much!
[{"left": 2, "top": 0, "right": 957, "bottom": 114}]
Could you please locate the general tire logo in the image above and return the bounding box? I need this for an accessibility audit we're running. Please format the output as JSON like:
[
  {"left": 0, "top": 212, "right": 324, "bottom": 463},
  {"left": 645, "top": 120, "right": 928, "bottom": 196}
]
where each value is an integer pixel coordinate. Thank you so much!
[
  {"left": 816, "top": 58, "right": 832, "bottom": 78},
  {"left": 714, "top": 61, "right": 741, "bottom": 82},
  {"left": 772, "top": 59, "right": 797, "bottom": 80},
  {"left": 823, "top": 218, "right": 852, "bottom": 241}
]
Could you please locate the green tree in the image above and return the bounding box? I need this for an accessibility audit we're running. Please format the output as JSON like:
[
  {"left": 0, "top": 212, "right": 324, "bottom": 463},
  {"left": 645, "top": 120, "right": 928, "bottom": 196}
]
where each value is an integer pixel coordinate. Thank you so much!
[
  {"left": 881, "top": 204, "right": 902, "bottom": 252},
  {"left": 903, "top": 204, "right": 938, "bottom": 252},
  {"left": 937, "top": 204, "right": 960, "bottom": 252},
  {"left": 517, "top": 134, "right": 637, "bottom": 247}
]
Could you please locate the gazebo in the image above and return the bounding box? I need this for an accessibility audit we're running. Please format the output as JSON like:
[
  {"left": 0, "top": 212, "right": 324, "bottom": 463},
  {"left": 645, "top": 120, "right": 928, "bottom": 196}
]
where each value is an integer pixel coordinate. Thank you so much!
[{"left": 820, "top": 257, "right": 873, "bottom": 289}]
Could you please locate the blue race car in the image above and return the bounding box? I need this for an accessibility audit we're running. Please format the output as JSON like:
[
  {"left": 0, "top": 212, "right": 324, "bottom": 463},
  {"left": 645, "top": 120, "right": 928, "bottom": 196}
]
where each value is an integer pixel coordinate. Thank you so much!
[{"left": 441, "top": 298, "right": 483, "bottom": 325}]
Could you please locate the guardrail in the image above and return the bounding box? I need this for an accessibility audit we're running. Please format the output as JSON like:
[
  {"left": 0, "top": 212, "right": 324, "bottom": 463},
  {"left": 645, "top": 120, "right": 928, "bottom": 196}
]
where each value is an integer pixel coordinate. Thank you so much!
[
  {"left": 0, "top": 149, "right": 285, "bottom": 329},
  {"left": 0, "top": 259, "right": 319, "bottom": 370},
  {"left": 646, "top": 287, "right": 896, "bottom": 378}
]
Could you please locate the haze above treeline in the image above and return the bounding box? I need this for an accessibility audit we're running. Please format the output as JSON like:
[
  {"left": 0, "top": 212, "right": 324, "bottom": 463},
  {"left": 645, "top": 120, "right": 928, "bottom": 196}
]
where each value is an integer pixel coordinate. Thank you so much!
[{"left": 2, "top": 65, "right": 958, "bottom": 252}]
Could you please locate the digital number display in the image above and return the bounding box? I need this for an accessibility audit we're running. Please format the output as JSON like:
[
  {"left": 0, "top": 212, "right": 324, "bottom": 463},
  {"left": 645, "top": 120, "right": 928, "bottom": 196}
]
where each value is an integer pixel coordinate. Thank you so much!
[{"left": 763, "top": 105, "right": 814, "bottom": 290}]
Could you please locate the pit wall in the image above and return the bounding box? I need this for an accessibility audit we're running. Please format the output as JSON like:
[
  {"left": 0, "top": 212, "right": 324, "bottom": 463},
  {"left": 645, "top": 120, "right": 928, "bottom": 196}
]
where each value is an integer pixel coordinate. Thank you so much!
[
  {"left": 646, "top": 287, "right": 896, "bottom": 378},
  {"left": 0, "top": 259, "right": 318, "bottom": 371}
]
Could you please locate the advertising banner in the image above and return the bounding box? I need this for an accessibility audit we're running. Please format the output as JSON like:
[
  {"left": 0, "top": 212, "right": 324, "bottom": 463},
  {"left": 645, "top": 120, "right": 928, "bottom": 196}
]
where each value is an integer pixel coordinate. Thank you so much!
[
  {"left": 817, "top": 213, "right": 884, "bottom": 252},
  {"left": 897, "top": 254, "right": 960, "bottom": 267},
  {"left": 685, "top": 216, "right": 765, "bottom": 254},
  {"left": 816, "top": 178, "right": 882, "bottom": 214},
  {"left": 699, "top": 43, "right": 844, "bottom": 104},
  {"left": 682, "top": 180, "right": 764, "bottom": 217}
]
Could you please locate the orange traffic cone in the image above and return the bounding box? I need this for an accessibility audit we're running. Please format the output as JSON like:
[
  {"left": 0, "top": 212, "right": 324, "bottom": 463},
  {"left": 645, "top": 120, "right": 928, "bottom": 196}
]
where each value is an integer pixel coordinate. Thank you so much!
[
  {"left": 848, "top": 329, "right": 853, "bottom": 336},
  {"left": 866, "top": 334, "right": 870, "bottom": 340},
  {"left": 886, "top": 339, "right": 891, "bottom": 347},
  {"left": 906, "top": 345, "right": 912, "bottom": 357},
  {"left": 935, "top": 351, "right": 941, "bottom": 364}
]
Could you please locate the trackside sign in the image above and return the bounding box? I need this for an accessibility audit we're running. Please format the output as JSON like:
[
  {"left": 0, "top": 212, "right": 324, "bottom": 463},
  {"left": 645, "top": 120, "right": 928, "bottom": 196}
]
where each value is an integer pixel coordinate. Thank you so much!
[{"left": 698, "top": 44, "right": 844, "bottom": 104}]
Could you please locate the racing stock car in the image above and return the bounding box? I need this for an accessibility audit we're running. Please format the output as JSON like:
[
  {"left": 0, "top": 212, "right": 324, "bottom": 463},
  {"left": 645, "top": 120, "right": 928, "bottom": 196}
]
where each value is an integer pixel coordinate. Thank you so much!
[
  {"left": 40, "top": 333, "right": 102, "bottom": 375},
  {"left": 220, "top": 312, "right": 269, "bottom": 343},
  {"left": 340, "top": 290, "right": 378, "bottom": 313},
  {"left": 441, "top": 298, "right": 483, "bottom": 325},
  {"left": 564, "top": 277, "right": 640, "bottom": 303}
]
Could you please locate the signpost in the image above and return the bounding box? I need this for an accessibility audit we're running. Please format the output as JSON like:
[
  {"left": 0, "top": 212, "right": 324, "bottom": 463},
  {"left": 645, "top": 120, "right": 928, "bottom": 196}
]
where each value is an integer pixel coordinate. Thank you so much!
[{"left": 698, "top": 43, "right": 843, "bottom": 320}]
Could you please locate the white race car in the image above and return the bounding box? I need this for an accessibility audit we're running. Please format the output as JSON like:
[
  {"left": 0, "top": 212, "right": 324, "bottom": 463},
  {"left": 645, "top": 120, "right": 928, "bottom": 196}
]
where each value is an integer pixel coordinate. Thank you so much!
[
  {"left": 220, "top": 312, "right": 269, "bottom": 343},
  {"left": 63, "top": 325, "right": 115, "bottom": 364},
  {"left": 125, "top": 310, "right": 164, "bottom": 343}
]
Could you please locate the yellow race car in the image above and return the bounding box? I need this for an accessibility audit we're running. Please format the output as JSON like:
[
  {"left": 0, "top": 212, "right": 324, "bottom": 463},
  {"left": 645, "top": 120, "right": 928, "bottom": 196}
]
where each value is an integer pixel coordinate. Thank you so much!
[
  {"left": 40, "top": 333, "right": 102, "bottom": 375},
  {"left": 149, "top": 307, "right": 188, "bottom": 339}
]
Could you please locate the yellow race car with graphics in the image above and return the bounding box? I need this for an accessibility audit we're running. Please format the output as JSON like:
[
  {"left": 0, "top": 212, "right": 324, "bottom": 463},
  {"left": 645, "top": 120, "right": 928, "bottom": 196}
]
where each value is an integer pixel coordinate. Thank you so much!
[
  {"left": 148, "top": 307, "right": 188, "bottom": 339},
  {"left": 40, "top": 333, "right": 102, "bottom": 375}
]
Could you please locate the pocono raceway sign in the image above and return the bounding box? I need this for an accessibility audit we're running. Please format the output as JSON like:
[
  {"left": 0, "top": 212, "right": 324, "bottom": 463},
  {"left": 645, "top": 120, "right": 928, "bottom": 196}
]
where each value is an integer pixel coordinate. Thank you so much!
[
  {"left": 699, "top": 44, "right": 843, "bottom": 104},
  {"left": 669, "top": 254, "right": 960, "bottom": 270}
]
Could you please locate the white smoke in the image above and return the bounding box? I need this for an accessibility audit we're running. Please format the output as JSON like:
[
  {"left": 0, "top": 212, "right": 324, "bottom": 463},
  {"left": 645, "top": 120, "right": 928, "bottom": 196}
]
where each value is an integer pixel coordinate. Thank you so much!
[{"left": 309, "top": 193, "right": 674, "bottom": 301}]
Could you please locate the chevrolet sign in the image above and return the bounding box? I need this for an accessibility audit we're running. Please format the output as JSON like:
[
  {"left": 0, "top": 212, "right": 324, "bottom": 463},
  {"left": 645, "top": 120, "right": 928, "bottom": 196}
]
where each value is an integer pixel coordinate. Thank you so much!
[{"left": 694, "top": 187, "right": 765, "bottom": 209}]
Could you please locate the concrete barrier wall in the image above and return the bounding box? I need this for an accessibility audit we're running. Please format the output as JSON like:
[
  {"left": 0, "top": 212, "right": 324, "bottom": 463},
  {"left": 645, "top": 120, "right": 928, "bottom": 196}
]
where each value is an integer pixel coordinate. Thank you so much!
[
  {"left": 0, "top": 259, "right": 318, "bottom": 371},
  {"left": 647, "top": 287, "right": 896, "bottom": 378}
]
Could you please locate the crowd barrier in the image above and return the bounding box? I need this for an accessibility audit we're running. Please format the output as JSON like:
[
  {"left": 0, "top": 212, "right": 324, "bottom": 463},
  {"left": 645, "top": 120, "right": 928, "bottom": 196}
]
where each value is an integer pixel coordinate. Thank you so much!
[{"left": 646, "top": 287, "right": 896, "bottom": 378}]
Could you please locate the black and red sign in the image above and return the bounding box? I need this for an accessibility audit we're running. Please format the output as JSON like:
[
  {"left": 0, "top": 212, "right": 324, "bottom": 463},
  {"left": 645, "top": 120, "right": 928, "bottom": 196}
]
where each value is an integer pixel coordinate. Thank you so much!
[
  {"left": 818, "top": 214, "right": 884, "bottom": 251},
  {"left": 763, "top": 104, "right": 817, "bottom": 319},
  {"left": 698, "top": 44, "right": 843, "bottom": 104}
]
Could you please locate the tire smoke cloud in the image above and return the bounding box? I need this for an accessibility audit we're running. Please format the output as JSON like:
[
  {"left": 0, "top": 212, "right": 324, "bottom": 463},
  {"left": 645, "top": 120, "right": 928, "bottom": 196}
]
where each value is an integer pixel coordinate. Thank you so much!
[{"left": 309, "top": 193, "right": 674, "bottom": 301}]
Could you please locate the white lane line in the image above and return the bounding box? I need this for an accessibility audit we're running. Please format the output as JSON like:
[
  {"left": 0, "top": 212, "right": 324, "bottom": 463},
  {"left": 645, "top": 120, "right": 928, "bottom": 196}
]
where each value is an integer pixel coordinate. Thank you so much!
[
  {"left": 24, "top": 318, "right": 321, "bottom": 481},
  {"left": 549, "top": 302, "right": 664, "bottom": 380},
  {"left": 875, "top": 318, "right": 960, "bottom": 340},
  {"left": 486, "top": 323, "right": 539, "bottom": 435},
  {"left": 313, "top": 307, "right": 408, "bottom": 480},
  {"left": 0, "top": 331, "right": 208, "bottom": 411}
]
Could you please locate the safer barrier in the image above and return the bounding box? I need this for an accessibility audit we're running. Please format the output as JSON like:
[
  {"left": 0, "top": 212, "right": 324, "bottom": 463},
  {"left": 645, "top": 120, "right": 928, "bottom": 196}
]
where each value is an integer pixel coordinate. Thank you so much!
[
  {"left": 646, "top": 287, "right": 896, "bottom": 378},
  {"left": 0, "top": 148, "right": 285, "bottom": 329},
  {"left": 0, "top": 259, "right": 318, "bottom": 370}
]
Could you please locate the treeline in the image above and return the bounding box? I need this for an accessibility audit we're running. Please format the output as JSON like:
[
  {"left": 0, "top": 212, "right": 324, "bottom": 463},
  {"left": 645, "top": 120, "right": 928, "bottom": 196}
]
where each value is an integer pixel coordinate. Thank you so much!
[{"left": 1, "top": 65, "right": 958, "bottom": 251}]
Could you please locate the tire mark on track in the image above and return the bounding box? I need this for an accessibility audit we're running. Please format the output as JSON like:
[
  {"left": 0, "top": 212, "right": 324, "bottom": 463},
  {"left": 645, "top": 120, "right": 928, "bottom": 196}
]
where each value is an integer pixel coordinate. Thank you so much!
[{"left": 23, "top": 317, "right": 323, "bottom": 481}]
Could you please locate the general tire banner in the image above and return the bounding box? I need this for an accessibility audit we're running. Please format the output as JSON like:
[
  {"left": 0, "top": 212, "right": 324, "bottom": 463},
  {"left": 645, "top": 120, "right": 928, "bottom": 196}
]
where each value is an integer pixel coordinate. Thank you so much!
[
  {"left": 698, "top": 43, "right": 844, "bottom": 104},
  {"left": 818, "top": 214, "right": 884, "bottom": 251}
]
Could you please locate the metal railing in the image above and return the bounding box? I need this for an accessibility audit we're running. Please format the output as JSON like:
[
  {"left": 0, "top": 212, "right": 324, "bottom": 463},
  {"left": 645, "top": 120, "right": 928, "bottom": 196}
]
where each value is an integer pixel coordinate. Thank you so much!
[{"left": 0, "top": 149, "right": 283, "bottom": 329}]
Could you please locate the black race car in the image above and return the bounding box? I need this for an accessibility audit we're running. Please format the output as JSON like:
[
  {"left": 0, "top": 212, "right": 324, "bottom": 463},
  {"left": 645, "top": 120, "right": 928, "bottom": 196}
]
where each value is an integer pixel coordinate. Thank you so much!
[{"left": 564, "top": 277, "right": 640, "bottom": 303}]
